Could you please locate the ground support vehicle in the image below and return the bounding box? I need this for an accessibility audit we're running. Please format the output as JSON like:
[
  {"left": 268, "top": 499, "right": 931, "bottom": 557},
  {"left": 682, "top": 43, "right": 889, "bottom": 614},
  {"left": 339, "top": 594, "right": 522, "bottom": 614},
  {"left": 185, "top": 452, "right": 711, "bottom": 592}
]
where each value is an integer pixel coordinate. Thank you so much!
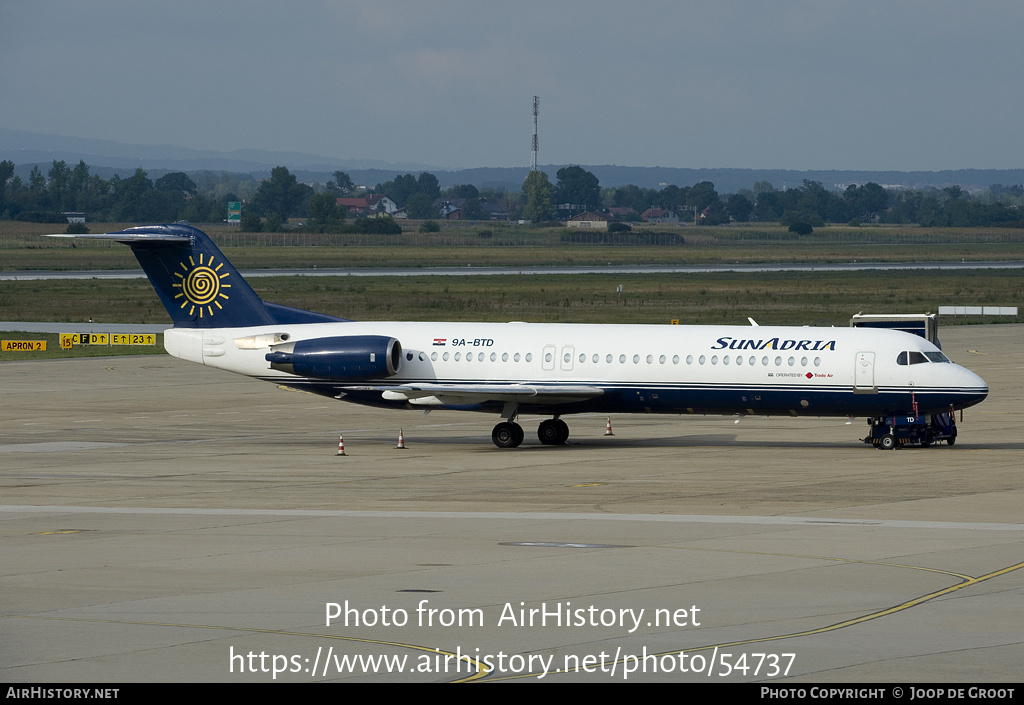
[{"left": 866, "top": 411, "right": 957, "bottom": 450}]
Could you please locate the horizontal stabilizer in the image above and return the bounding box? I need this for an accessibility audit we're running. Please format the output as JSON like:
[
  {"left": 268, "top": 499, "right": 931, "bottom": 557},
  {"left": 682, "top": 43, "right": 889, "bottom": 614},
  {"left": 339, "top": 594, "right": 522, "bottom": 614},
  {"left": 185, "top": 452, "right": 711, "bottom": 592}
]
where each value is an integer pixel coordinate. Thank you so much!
[{"left": 46, "top": 230, "right": 193, "bottom": 244}]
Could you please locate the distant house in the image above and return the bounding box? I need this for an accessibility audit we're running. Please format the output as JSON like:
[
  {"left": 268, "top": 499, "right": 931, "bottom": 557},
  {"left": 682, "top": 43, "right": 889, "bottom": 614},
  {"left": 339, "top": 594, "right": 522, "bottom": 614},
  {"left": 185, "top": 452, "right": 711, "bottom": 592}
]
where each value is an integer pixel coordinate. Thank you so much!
[
  {"left": 566, "top": 211, "right": 612, "bottom": 230},
  {"left": 482, "top": 200, "right": 509, "bottom": 221},
  {"left": 607, "top": 206, "right": 637, "bottom": 220},
  {"left": 368, "top": 195, "right": 398, "bottom": 215},
  {"left": 436, "top": 197, "right": 509, "bottom": 221},
  {"left": 435, "top": 198, "right": 465, "bottom": 220},
  {"left": 337, "top": 194, "right": 398, "bottom": 217},
  {"left": 640, "top": 208, "right": 680, "bottom": 224}
]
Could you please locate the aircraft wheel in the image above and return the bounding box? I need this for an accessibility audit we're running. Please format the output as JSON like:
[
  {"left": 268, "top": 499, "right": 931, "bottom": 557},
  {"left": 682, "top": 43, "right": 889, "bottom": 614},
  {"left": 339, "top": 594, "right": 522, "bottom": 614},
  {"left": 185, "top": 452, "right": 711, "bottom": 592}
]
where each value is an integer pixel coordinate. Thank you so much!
[
  {"left": 538, "top": 419, "right": 570, "bottom": 445},
  {"left": 946, "top": 435, "right": 956, "bottom": 446},
  {"left": 492, "top": 422, "right": 523, "bottom": 448},
  {"left": 554, "top": 418, "right": 570, "bottom": 444},
  {"left": 880, "top": 434, "right": 896, "bottom": 451},
  {"left": 538, "top": 419, "right": 561, "bottom": 445}
]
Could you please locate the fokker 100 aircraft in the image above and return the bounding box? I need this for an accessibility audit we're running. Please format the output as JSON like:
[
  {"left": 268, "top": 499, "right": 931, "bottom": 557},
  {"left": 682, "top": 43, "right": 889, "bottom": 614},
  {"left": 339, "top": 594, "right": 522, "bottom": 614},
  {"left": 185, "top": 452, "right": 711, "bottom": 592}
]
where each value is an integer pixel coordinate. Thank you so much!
[{"left": 50, "top": 223, "right": 988, "bottom": 449}]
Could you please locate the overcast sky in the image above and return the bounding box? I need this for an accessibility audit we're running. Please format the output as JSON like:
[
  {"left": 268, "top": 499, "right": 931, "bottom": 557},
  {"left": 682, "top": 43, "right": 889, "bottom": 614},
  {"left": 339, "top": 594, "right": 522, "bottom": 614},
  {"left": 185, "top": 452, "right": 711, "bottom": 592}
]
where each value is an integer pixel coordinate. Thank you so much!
[{"left": 2, "top": 1, "right": 1023, "bottom": 172}]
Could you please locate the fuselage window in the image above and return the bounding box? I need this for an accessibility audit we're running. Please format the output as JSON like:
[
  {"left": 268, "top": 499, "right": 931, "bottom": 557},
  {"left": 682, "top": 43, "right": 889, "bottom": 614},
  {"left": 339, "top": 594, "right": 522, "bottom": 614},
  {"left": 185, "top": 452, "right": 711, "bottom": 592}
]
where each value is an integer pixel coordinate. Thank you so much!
[
  {"left": 646, "top": 354, "right": 653, "bottom": 364},
  {"left": 606, "top": 354, "right": 613, "bottom": 363},
  {"left": 748, "top": 356, "right": 755, "bottom": 366},
  {"left": 431, "top": 352, "right": 438, "bottom": 361},
  {"left": 579, "top": 353, "right": 586, "bottom": 363},
  {"left": 659, "top": 354, "right": 666, "bottom": 364},
  {"left": 563, "top": 352, "right": 571, "bottom": 363},
  {"left": 788, "top": 356, "right": 795, "bottom": 366},
  {"left": 490, "top": 352, "right": 497, "bottom": 362},
  {"left": 762, "top": 356, "right": 769, "bottom": 366},
  {"left": 443, "top": 352, "right": 450, "bottom": 361},
  {"left": 686, "top": 355, "right": 693, "bottom": 365},
  {"left": 593, "top": 353, "right": 599, "bottom": 363},
  {"left": 672, "top": 355, "right": 680, "bottom": 364},
  {"left": 406, "top": 352, "right": 413, "bottom": 361},
  {"left": 454, "top": 352, "right": 461, "bottom": 361},
  {"left": 502, "top": 352, "right": 508, "bottom": 362},
  {"left": 723, "top": 355, "right": 730, "bottom": 365},
  {"left": 619, "top": 354, "right": 626, "bottom": 363},
  {"left": 525, "top": 353, "right": 533, "bottom": 362},
  {"left": 699, "top": 355, "right": 706, "bottom": 365},
  {"left": 711, "top": 355, "right": 718, "bottom": 365},
  {"left": 814, "top": 357, "right": 821, "bottom": 366},
  {"left": 466, "top": 352, "right": 474, "bottom": 361},
  {"left": 925, "top": 351, "right": 950, "bottom": 363},
  {"left": 545, "top": 352, "right": 553, "bottom": 363},
  {"left": 419, "top": 352, "right": 426, "bottom": 361},
  {"left": 775, "top": 356, "right": 782, "bottom": 366},
  {"left": 633, "top": 354, "right": 640, "bottom": 364},
  {"left": 800, "top": 357, "right": 808, "bottom": 366}
]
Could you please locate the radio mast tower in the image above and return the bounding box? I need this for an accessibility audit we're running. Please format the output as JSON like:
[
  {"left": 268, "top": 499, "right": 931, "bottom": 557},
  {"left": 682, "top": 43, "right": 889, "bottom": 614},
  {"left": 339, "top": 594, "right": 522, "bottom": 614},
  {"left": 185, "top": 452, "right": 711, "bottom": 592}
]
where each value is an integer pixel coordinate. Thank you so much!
[{"left": 531, "top": 96, "right": 539, "bottom": 171}]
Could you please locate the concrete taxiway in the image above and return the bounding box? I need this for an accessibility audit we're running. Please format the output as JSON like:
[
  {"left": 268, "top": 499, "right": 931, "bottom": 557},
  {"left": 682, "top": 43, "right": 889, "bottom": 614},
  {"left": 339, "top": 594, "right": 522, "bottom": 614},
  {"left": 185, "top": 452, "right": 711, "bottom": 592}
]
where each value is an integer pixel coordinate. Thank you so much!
[{"left": 1, "top": 325, "right": 1022, "bottom": 682}]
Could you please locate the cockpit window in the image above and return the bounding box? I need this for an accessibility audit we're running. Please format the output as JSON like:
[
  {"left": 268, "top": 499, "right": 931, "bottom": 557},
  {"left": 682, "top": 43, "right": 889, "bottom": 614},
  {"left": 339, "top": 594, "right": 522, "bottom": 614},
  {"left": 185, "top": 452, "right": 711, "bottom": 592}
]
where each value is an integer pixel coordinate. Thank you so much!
[
  {"left": 897, "top": 351, "right": 930, "bottom": 365},
  {"left": 897, "top": 350, "right": 950, "bottom": 365}
]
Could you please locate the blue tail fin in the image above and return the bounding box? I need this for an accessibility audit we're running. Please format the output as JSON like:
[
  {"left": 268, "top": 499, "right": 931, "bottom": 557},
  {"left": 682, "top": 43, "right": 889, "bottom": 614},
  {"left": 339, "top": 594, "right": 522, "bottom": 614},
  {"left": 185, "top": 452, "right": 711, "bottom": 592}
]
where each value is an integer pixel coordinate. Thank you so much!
[{"left": 52, "top": 223, "right": 345, "bottom": 328}]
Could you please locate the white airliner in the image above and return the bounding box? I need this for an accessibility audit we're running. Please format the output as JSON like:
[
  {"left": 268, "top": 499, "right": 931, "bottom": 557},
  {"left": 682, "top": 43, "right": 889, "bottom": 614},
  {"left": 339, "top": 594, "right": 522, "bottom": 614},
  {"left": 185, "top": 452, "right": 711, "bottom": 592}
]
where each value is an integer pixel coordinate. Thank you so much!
[{"left": 51, "top": 224, "right": 988, "bottom": 449}]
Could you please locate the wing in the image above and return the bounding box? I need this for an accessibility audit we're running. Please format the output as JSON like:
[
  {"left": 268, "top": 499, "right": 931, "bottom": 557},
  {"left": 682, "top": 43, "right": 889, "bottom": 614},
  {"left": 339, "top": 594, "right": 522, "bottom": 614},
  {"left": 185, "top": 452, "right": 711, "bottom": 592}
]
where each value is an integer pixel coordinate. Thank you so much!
[{"left": 347, "top": 382, "right": 604, "bottom": 406}]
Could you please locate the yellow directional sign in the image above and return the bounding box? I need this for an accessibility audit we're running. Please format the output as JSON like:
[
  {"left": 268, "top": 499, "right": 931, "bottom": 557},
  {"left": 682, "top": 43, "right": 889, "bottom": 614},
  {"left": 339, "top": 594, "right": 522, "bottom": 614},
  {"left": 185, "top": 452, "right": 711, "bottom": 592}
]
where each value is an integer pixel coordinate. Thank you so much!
[
  {"left": 61, "top": 332, "right": 157, "bottom": 348},
  {"left": 111, "top": 333, "right": 156, "bottom": 346}
]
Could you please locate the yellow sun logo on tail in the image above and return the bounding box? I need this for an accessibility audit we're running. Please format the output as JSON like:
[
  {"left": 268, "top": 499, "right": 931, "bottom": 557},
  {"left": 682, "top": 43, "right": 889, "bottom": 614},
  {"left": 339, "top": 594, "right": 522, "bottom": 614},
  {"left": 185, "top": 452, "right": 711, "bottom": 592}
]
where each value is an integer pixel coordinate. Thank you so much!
[{"left": 172, "top": 253, "right": 231, "bottom": 319}]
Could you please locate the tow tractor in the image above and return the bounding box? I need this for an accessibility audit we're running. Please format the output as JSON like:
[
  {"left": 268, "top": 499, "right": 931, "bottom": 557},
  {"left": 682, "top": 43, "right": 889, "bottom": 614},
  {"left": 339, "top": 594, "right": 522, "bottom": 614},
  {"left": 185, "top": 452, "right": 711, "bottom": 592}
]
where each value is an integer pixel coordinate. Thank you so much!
[{"left": 866, "top": 409, "right": 957, "bottom": 450}]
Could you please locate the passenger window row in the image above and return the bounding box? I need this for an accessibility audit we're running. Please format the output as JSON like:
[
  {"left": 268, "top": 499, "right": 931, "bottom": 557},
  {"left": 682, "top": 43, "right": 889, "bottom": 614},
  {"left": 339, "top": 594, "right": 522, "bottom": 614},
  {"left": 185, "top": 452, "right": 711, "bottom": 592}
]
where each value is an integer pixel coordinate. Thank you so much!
[{"left": 413, "top": 350, "right": 824, "bottom": 368}]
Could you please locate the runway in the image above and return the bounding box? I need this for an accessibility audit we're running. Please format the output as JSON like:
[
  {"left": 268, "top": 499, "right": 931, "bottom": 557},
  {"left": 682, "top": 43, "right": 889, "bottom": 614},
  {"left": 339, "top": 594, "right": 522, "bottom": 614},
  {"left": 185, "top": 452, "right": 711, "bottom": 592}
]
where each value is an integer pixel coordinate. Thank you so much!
[
  {"left": 1, "top": 324, "right": 1022, "bottom": 682},
  {"left": 4, "top": 259, "right": 1024, "bottom": 281}
]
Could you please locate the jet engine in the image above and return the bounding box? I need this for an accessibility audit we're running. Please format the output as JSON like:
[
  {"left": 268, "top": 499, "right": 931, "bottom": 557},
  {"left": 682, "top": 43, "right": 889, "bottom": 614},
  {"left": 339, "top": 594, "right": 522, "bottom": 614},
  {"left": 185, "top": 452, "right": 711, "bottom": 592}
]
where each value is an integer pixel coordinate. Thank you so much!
[{"left": 265, "top": 335, "right": 402, "bottom": 379}]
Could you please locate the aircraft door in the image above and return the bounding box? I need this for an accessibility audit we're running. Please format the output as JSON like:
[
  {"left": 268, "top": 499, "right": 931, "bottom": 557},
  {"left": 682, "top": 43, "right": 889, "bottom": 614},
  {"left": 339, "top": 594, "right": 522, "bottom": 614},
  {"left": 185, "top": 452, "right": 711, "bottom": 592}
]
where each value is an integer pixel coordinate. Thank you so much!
[
  {"left": 854, "top": 351, "right": 877, "bottom": 393},
  {"left": 560, "top": 346, "right": 575, "bottom": 371},
  {"left": 542, "top": 345, "right": 556, "bottom": 371}
]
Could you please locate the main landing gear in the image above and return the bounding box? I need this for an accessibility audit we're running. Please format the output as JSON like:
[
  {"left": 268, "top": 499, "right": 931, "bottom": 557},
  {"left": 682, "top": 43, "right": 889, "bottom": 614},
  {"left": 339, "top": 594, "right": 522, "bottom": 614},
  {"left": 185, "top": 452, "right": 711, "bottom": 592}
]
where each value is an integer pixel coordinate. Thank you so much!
[
  {"left": 537, "top": 418, "right": 569, "bottom": 445},
  {"left": 491, "top": 421, "right": 525, "bottom": 448},
  {"left": 491, "top": 406, "right": 570, "bottom": 448}
]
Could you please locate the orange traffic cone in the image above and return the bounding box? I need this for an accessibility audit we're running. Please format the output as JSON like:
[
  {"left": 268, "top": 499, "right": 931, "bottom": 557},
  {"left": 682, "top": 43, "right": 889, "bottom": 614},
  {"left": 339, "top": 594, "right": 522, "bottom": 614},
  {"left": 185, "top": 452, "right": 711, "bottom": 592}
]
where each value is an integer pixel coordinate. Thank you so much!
[
  {"left": 396, "top": 429, "right": 407, "bottom": 449},
  {"left": 336, "top": 433, "right": 346, "bottom": 456},
  {"left": 604, "top": 417, "right": 614, "bottom": 436}
]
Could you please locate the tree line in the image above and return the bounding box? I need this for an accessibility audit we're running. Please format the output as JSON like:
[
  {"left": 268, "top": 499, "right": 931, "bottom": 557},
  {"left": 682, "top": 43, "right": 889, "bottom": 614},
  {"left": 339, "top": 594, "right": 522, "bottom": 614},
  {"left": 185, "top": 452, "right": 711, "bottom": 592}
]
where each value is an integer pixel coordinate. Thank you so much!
[{"left": 3, "top": 159, "right": 1023, "bottom": 230}]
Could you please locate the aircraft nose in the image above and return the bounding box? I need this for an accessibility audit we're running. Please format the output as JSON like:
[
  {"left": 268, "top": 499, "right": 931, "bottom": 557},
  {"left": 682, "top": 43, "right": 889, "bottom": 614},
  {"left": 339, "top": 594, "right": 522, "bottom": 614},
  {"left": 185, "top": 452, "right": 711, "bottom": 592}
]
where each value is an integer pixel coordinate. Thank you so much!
[{"left": 959, "top": 368, "right": 988, "bottom": 402}]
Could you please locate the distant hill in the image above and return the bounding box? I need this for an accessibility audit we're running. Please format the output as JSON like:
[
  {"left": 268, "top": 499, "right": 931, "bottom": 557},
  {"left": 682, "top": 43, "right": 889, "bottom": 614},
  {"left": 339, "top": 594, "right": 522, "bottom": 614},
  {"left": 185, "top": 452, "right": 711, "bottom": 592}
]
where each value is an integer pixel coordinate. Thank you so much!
[{"left": 4, "top": 127, "right": 1023, "bottom": 193}]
